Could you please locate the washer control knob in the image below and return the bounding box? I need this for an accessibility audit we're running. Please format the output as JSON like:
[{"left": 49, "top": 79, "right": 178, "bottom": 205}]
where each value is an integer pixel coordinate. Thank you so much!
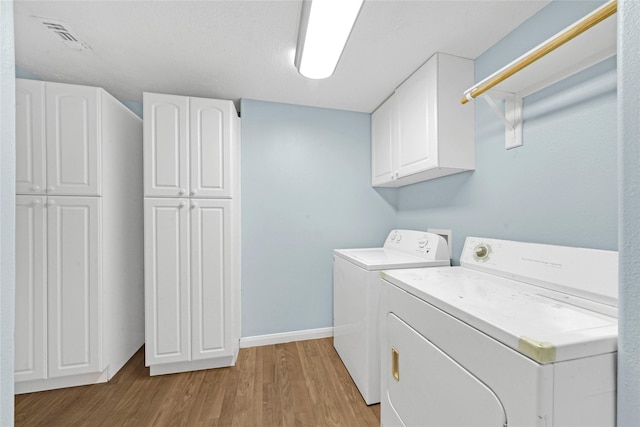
[{"left": 474, "top": 245, "right": 490, "bottom": 259}]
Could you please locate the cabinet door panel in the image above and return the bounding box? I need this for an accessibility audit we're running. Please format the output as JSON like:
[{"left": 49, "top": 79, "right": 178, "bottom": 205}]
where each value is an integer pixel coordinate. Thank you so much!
[
  {"left": 190, "top": 200, "right": 232, "bottom": 360},
  {"left": 395, "top": 60, "right": 438, "bottom": 178},
  {"left": 144, "top": 93, "right": 189, "bottom": 197},
  {"left": 16, "top": 80, "right": 46, "bottom": 195},
  {"left": 189, "top": 98, "right": 232, "bottom": 198},
  {"left": 145, "top": 199, "right": 190, "bottom": 365},
  {"left": 45, "top": 83, "right": 100, "bottom": 196},
  {"left": 371, "top": 96, "right": 396, "bottom": 186},
  {"left": 15, "top": 196, "right": 47, "bottom": 382},
  {"left": 47, "top": 197, "right": 101, "bottom": 377}
]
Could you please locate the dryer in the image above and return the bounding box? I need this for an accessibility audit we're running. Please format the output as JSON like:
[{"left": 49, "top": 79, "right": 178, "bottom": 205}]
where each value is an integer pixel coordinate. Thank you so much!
[
  {"left": 380, "top": 236, "right": 618, "bottom": 426},
  {"left": 333, "top": 229, "right": 450, "bottom": 405}
]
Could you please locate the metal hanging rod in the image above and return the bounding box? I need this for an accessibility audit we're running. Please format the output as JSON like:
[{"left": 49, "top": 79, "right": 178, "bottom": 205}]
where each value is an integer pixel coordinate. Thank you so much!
[{"left": 461, "top": 0, "right": 617, "bottom": 105}]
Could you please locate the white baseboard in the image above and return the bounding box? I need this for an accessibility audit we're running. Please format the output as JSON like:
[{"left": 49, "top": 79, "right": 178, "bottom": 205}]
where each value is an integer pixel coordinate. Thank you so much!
[{"left": 240, "top": 327, "right": 334, "bottom": 348}]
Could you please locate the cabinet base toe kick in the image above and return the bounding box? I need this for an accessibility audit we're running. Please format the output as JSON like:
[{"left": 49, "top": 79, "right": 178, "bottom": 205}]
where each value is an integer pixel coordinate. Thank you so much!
[
  {"left": 148, "top": 353, "right": 239, "bottom": 376},
  {"left": 15, "top": 369, "right": 109, "bottom": 395}
]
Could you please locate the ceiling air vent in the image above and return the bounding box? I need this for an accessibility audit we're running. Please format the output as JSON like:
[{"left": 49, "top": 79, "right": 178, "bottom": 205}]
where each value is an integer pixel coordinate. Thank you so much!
[{"left": 33, "top": 16, "right": 92, "bottom": 51}]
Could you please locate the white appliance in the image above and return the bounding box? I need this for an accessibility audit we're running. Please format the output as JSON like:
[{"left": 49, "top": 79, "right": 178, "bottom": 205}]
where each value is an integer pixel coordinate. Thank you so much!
[
  {"left": 380, "top": 236, "right": 618, "bottom": 427},
  {"left": 333, "top": 229, "right": 450, "bottom": 405}
]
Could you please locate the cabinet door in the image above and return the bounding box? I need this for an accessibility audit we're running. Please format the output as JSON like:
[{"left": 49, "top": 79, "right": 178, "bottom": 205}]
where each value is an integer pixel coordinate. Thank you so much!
[
  {"left": 144, "top": 93, "right": 189, "bottom": 197},
  {"left": 190, "top": 199, "right": 232, "bottom": 360},
  {"left": 15, "top": 195, "right": 47, "bottom": 382},
  {"left": 395, "top": 58, "right": 438, "bottom": 178},
  {"left": 47, "top": 196, "right": 101, "bottom": 378},
  {"left": 371, "top": 95, "right": 396, "bottom": 186},
  {"left": 190, "top": 98, "right": 233, "bottom": 198},
  {"left": 45, "top": 83, "right": 101, "bottom": 196},
  {"left": 16, "top": 80, "right": 46, "bottom": 195},
  {"left": 144, "top": 198, "right": 190, "bottom": 365}
]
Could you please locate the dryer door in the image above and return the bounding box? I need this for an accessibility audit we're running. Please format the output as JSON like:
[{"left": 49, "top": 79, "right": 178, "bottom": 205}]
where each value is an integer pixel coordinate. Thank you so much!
[{"left": 386, "top": 313, "right": 507, "bottom": 427}]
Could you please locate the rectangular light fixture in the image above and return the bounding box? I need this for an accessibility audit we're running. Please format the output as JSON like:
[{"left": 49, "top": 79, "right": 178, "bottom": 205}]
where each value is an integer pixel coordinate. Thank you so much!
[{"left": 295, "top": 0, "right": 365, "bottom": 79}]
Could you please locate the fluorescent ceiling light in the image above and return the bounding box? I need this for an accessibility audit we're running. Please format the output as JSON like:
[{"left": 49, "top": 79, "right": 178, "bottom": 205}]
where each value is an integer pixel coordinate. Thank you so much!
[{"left": 295, "top": 0, "right": 365, "bottom": 79}]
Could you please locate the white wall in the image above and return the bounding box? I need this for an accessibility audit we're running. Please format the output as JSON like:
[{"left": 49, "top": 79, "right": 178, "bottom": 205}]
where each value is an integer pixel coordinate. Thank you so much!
[
  {"left": 618, "top": 0, "right": 640, "bottom": 424},
  {"left": 0, "top": 0, "right": 15, "bottom": 424}
]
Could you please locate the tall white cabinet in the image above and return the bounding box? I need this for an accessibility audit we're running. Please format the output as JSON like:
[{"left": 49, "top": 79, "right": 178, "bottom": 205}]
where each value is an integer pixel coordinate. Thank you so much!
[
  {"left": 14, "top": 79, "right": 144, "bottom": 393},
  {"left": 143, "top": 92, "right": 240, "bottom": 376}
]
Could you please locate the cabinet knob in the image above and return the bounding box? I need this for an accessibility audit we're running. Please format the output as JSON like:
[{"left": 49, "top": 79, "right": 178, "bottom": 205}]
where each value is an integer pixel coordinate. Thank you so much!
[
  {"left": 47, "top": 199, "right": 55, "bottom": 206},
  {"left": 47, "top": 186, "right": 54, "bottom": 192},
  {"left": 191, "top": 202, "right": 198, "bottom": 209},
  {"left": 32, "top": 199, "right": 42, "bottom": 206},
  {"left": 190, "top": 190, "right": 197, "bottom": 196},
  {"left": 31, "top": 185, "right": 40, "bottom": 192},
  {"left": 179, "top": 201, "right": 186, "bottom": 208},
  {"left": 179, "top": 188, "right": 186, "bottom": 195}
]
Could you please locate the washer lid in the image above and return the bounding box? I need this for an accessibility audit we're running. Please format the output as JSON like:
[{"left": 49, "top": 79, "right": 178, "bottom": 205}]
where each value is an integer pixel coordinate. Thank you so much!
[
  {"left": 334, "top": 248, "right": 450, "bottom": 271},
  {"left": 382, "top": 267, "right": 618, "bottom": 364}
]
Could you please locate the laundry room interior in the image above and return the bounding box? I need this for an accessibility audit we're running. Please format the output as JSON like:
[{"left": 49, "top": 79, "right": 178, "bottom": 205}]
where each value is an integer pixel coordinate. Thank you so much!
[{"left": 1, "top": 0, "right": 639, "bottom": 425}]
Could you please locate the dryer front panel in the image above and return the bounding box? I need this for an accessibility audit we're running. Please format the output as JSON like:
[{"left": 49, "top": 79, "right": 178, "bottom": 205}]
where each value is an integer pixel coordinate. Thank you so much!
[{"left": 386, "top": 313, "right": 506, "bottom": 427}]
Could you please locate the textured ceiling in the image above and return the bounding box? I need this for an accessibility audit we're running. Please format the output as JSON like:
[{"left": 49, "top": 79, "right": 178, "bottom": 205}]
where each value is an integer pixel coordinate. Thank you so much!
[{"left": 14, "top": 0, "right": 550, "bottom": 113}]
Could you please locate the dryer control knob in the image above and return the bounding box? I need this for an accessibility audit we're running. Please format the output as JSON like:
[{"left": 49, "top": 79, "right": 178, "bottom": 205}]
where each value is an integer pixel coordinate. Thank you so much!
[{"left": 474, "top": 245, "right": 490, "bottom": 259}]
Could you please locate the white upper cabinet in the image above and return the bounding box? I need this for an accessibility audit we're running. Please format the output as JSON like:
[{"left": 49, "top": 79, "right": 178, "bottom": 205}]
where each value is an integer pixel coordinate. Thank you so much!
[
  {"left": 372, "top": 53, "right": 475, "bottom": 187},
  {"left": 371, "top": 94, "right": 396, "bottom": 186},
  {"left": 143, "top": 93, "right": 189, "bottom": 198},
  {"left": 190, "top": 98, "right": 233, "bottom": 198},
  {"left": 144, "top": 93, "right": 235, "bottom": 198},
  {"left": 16, "top": 80, "right": 101, "bottom": 196},
  {"left": 16, "top": 80, "right": 46, "bottom": 195},
  {"left": 46, "top": 83, "right": 100, "bottom": 196}
]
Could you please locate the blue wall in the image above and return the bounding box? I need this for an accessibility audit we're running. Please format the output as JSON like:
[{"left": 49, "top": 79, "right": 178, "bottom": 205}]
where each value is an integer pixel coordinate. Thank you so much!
[
  {"left": 397, "top": 0, "right": 617, "bottom": 264},
  {"left": 240, "top": 99, "right": 396, "bottom": 337}
]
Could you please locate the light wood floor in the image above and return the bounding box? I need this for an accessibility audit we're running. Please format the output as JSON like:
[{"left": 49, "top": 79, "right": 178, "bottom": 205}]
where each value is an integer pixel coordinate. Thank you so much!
[{"left": 15, "top": 338, "right": 380, "bottom": 426}]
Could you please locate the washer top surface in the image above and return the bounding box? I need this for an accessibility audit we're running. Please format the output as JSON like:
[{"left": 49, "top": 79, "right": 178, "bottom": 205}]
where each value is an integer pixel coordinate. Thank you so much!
[
  {"left": 334, "top": 248, "right": 449, "bottom": 271},
  {"left": 382, "top": 266, "right": 618, "bottom": 364},
  {"left": 334, "top": 229, "right": 451, "bottom": 271}
]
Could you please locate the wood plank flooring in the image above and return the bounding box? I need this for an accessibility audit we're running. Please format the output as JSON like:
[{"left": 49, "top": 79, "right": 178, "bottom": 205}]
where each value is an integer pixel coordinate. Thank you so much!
[{"left": 15, "top": 338, "right": 380, "bottom": 426}]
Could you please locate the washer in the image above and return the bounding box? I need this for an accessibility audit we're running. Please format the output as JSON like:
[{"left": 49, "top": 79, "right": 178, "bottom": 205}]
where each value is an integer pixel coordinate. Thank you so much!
[
  {"left": 380, "top": 236, "right": 618, "bottom": 427},
  {"left": 333, "top": 229, "right": 450, "bottom": 405}
]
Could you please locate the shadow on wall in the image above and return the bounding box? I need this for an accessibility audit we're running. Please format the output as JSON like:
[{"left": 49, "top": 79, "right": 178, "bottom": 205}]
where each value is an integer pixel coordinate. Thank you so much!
[{"left": 393, "top": 170, "right": 475, "bottom": 211}]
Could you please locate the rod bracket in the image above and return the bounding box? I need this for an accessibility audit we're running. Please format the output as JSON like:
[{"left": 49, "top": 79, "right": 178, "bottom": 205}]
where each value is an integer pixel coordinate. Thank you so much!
[{"left": 481, "top": 92, "right": 523, "bottom": 150}]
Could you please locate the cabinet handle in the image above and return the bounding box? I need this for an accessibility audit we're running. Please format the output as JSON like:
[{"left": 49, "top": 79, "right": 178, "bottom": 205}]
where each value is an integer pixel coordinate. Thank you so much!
[
  {"left": 179, "top": 201, "right": 186, "bottom": 208},
  {"left": 179, "top": 188, "right": 186, "bottom": 195},
  {"left": 47, "top": 199, "right": 55, "bottom": 206},
  {"left": 191, "top": 202, "right": 198, "bottom": 208},
  {"left": 46, "top": 186, "right": 54, "bottom": 192},
  {"left": 190, "top": 190, "right": 197, "bottom": 196},
  {"left": 32, "top": 199, "right": 42, "bottom": 206},
  {"left": 31, "top": 185, "right": 40, "bottom": 192},
  {"left": 391, "top": 347, "right": 400, "bottom": 381}
]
